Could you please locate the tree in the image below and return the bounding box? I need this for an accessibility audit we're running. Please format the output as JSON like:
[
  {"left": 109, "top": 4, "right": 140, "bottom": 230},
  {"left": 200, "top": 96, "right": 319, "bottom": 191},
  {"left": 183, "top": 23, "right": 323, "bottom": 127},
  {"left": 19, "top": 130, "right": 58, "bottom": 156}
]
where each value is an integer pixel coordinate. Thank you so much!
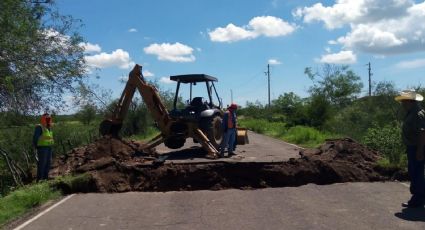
[
  {"left": 305, "top": 94, "right": 332, "bottom": 127},
  {"left": 272, "top": 92, "right": 302, "bottom": 114},
  {"left": 305, "top": 64, "right": 363, "bottom": 108},
  {"left": 0, "top": 0, "right": 86, "bottom": 113},
  {"left": 271, "top": 92, "right": 309, "bottom": 125},
  {"left": 76, "top": 104, "right": 97, "bottom": 125}
]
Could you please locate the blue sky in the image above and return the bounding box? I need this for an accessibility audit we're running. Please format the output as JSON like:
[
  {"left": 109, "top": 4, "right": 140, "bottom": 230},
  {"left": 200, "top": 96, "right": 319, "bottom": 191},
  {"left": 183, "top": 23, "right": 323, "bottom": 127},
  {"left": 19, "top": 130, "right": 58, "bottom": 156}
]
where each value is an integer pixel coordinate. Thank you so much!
[{"left": 57, "top": 0, "right": 425, "bottom": 108}]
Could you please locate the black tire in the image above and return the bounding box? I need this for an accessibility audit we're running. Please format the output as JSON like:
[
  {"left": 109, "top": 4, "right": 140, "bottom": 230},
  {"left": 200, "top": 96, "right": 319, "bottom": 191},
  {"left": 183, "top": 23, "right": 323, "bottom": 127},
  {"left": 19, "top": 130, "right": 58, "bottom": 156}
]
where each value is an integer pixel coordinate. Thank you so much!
[
  {"left": 200, "top": 115, "right": 223, "bottom": 149},
  {"left": 164, "top": 137, "right": 186, "bottom": 149}
]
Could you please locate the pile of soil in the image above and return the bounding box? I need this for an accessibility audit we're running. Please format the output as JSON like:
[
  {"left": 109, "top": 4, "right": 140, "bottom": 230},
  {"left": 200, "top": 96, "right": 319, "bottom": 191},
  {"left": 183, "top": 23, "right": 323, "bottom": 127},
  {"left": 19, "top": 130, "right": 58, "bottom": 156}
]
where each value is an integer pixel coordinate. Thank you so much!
[{"left": 53, "top": 137, "right": 393, "bottom": 193}]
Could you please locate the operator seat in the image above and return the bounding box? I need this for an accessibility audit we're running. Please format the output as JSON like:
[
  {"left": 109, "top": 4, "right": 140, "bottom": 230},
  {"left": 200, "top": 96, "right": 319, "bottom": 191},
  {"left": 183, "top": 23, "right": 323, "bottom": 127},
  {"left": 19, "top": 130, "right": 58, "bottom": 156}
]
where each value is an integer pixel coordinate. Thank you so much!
[
  {"left": 189, "top": 97, "right": 210, "bottom": 114},
  {"left": 190, "top": 97, "right": 204, "bottom": 107}
]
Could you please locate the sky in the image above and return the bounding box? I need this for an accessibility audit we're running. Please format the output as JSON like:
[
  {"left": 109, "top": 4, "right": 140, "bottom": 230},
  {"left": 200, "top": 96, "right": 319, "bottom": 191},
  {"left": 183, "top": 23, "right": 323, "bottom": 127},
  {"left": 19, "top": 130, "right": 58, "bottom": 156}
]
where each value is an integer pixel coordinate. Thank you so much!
[{"left": 56, "top": 0, "right": 425, "bottom": 108}]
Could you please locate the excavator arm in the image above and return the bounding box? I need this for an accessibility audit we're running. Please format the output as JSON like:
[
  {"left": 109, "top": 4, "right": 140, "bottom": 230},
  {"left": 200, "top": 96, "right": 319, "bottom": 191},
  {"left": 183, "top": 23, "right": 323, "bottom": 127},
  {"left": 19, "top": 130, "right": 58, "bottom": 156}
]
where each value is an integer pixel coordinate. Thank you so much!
[{"left": 99, "top": 64, "right": 171, "bottom": 137}]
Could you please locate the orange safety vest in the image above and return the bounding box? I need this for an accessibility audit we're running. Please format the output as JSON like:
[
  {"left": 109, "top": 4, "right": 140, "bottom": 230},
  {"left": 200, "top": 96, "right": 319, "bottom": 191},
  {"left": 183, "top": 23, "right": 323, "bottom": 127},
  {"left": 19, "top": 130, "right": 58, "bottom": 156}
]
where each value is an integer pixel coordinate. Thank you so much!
[{"left": 226, "top": 111, "right": 236, "bottom": 129}]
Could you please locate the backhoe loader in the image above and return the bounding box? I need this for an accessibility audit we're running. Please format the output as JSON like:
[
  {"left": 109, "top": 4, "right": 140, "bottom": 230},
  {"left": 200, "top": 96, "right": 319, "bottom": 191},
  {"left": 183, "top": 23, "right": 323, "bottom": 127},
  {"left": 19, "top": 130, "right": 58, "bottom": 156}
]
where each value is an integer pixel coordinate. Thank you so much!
[{"left": 99, "top": 64, "right": 248, "bottom": 159}]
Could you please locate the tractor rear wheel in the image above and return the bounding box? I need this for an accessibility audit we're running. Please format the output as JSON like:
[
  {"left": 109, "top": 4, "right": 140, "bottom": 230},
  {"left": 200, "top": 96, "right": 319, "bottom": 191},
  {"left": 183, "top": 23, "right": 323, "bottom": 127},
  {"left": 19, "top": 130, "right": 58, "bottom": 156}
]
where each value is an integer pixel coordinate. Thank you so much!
[{"left": 201, "top": 115, "right": 223, "bottom": 149}]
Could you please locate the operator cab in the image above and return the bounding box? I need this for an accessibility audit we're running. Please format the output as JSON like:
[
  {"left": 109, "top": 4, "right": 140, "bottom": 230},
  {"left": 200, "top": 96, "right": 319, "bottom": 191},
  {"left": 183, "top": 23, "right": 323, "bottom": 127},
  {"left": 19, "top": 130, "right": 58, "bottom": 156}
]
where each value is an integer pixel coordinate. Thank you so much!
[{"left": 169, "top": 74, "right": 223, "bottom": 120}]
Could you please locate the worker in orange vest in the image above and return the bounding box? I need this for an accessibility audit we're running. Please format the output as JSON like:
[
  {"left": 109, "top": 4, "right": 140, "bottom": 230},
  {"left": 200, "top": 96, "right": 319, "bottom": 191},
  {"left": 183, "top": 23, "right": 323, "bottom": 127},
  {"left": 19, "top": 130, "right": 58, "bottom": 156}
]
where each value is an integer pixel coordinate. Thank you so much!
[
  {"left": 33, "top": 113, "right": 54, "bottom": 181},
  {"left": 220, "top": 103, "right": 237, "bottom": 158}
]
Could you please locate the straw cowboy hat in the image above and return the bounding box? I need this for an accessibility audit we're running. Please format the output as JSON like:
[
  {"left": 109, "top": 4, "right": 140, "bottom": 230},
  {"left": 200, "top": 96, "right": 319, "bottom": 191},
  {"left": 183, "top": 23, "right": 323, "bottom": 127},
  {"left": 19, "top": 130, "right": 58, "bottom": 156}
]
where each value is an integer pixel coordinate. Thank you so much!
[{"left": 395, "top": 90, "right": 424, "bottom": 102}]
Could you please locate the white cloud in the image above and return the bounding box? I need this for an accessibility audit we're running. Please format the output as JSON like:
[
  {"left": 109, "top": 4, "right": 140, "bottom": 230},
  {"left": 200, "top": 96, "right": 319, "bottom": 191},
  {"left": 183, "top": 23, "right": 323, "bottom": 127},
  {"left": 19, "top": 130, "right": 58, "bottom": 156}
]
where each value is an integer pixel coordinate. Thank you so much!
[
  {"left": 118, "top": 75, "right": 128, "bottom": 82},
  {"left": 295, "top": 0, "right": 425, "bottom": 55},
  {"left": 143, "top": 70, "right": 154, "bottom": 77},
  {"left": 42, "top": 28, "right": 70, "bottom": 49},
  {"left": 159, "top": 77, "right": 173, "bottom": 84},
  {"left": 79, "top": 42, "right": 101, "bottom": 53},
  {"left": 209, "top": 16, "right": 296, "bottom": 42},
  {"left": 144, "top": 42, "right": 196, "bottom": 62},
  {"left": 328, "top": 40, "right": 338, "bottom": 45},
  {"left": 118, "top": 70, "right": 153, "bottom": 82},
  {"left": 249, "top": 16, "right": 296, "bottom": 37},
  {"left": 128, "top": 28, "right": 137, "bottom": 32},
  {"left": 268, "top": 59, "right": 281, "bottom": 65},
  {"left": 208, "top": 24, "right": 256, "bottom": 42},
  {"left": 85, "top": 49, "right": 135, "bottom": 69},
  {"left": 294, "top": 0, "right": 412, "bottom": 30},
  {"left": 396, "top": 58, "right": 425, "bottom": 69},
  {"left": 318, "top": 50, "right": 357, "bottom": 64},
  {"left": 325, "top": 47, "right": 331, "bottom": 53}
]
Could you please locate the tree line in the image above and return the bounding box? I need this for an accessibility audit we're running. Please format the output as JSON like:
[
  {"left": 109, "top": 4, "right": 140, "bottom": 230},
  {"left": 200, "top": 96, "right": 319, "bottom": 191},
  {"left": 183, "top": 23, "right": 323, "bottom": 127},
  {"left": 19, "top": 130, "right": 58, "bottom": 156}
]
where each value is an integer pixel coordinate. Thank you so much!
[{"left": 238, "top": 64, "right": 425, "bottom": 169}]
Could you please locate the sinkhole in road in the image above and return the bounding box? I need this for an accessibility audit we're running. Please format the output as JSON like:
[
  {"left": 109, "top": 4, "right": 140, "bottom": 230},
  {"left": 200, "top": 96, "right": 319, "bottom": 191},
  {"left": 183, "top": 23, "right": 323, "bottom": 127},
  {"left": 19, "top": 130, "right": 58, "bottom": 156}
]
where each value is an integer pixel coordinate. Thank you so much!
[{"left": 53, "top": 137, "right": 402, "bottom": 194}]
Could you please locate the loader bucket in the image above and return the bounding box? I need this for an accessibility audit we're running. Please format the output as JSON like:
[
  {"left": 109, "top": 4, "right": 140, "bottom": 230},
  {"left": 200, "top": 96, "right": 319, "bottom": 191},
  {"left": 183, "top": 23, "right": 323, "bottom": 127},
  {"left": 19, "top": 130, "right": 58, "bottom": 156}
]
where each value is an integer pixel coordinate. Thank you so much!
[{"left": 236, "top": 128, "right": 249, "bottom": 145}]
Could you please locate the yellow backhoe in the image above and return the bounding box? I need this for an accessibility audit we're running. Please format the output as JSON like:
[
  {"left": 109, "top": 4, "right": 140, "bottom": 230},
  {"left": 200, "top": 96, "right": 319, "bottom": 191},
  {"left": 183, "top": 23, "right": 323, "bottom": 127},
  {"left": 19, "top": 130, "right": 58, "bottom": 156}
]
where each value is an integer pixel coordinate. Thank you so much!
[{"left": 99, "top": 64, "right": 248, "bottom": 159}]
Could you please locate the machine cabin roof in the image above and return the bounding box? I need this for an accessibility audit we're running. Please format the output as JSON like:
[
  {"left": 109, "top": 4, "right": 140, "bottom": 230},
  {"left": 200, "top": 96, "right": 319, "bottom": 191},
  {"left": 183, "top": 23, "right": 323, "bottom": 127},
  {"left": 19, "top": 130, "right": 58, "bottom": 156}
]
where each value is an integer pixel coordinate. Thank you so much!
[{"left": 170, "top": 74, "right": 217, "bottom": 83}]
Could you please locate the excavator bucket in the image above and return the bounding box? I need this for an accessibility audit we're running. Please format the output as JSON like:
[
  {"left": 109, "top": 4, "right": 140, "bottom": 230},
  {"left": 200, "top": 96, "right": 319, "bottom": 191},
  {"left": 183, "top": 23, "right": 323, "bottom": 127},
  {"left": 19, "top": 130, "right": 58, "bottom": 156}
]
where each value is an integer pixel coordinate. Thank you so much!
[
  {"left": 99, "top": 119, "right": 122, "bottom": 137},
  {"left": 236, "top": 128, "right": 249, "bottom": 145}
]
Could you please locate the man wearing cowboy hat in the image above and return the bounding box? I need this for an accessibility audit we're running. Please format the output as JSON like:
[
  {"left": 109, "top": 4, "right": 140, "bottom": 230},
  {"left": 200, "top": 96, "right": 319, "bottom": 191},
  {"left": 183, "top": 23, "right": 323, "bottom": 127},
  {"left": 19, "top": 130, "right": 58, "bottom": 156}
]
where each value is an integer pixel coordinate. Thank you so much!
[{"left": 395, "top": 90, "right": 425, "bottom": 208}]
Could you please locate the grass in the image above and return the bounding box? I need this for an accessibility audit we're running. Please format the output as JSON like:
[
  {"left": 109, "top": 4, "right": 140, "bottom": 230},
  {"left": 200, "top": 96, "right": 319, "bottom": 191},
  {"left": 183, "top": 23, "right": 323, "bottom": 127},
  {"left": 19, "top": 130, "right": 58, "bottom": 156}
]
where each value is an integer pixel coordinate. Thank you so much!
[
  {"left": 281, "top": 126, "right": 337, "bottom": 148},
  {"left": 239, "top": 118, "right": 338, "bottom": 148},
  {"left": 238, "top": 118, "right": 287, "bottom": 137},
  {"left": 0, "top": 181, "right": 61, "bottom": 226},
  {"left": 0, "top": 174, "right": 93, "bottom": 227},
  {"left": 126, "top": 126, "right": 160, "bottom": 142}
]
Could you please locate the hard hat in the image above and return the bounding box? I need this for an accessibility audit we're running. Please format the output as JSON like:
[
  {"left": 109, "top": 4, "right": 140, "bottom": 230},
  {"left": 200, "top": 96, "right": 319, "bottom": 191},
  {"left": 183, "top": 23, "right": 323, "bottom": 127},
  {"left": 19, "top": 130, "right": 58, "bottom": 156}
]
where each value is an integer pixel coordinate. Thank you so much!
[
  {"left": 41, "top": 113, "right": 52, "bottom": 126},
  {"left": 395, "top": 90, "right": 424, "bottom": 102}
]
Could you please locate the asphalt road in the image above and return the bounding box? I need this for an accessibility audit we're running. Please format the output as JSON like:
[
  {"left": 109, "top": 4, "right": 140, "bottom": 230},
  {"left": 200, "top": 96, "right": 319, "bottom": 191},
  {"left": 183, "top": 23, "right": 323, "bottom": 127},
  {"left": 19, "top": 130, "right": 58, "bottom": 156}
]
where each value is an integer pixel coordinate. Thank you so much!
[
  {"left": 14, "top": 182, "right": 425, "bottom": 230},
  {"left": 156, "top": 130, "right": 302, "bottom": 163}
]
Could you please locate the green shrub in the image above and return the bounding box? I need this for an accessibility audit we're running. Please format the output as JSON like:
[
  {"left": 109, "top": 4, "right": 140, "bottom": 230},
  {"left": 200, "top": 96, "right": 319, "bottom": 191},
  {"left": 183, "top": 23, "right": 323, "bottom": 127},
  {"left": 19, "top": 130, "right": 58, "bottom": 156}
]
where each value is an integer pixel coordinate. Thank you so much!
[
  {"left": 362, "top": 123, "right": 406, "bottom": 168},
  {"left": 53, "top": 121, "right": 99, "bottom": 155},
  {"left": 238, "top": 118, "right": 287, "bottom": 137},
  {"left": 282, "top": 126, "right": 336, "bottom": 148}
]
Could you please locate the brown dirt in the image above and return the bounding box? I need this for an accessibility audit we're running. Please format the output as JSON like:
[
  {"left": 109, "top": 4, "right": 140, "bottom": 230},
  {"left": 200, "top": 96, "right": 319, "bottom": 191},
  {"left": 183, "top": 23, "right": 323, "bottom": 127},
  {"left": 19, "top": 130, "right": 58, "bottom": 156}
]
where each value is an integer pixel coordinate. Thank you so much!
[{"left": 52, "top": 137, "right": 396, "bottom": 193}]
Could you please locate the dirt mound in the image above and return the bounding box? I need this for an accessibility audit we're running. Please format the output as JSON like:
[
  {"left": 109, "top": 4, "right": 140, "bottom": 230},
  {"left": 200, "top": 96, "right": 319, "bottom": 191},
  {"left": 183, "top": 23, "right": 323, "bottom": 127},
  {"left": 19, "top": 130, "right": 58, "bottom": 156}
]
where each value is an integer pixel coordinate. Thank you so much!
[
  {"left": 53, "top": 137, "right": 391, "bottom": 193},
  {"left": 52, "top": 136, "right": 156, "bottom": 175}
]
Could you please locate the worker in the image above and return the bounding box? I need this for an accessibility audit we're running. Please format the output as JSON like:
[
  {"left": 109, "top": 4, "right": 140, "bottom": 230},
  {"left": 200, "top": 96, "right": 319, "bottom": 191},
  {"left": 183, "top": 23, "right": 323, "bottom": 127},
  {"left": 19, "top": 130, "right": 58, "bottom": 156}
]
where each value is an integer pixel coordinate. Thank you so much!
[
  {"left": 220, "top": 103, "right": 237, "bottom": 158},
  {"left": 33, "top": 112, "right": 54, "bottom": 181},
  {"left": 395, "top": 90, "right": 425, "bottom": 208}
]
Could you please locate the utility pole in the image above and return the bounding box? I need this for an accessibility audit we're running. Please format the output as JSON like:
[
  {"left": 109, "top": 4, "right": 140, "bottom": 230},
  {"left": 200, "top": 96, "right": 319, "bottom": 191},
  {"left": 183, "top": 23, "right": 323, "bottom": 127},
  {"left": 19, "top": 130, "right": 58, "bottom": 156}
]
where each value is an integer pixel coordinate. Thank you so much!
[
  {"left": 230, "top": 89, "right": 233, "bottom": 103},
  {"left": 265, "top": 64, "right": 271, "bottom": 107},
  {"left": 367, "top": 62, "right": 372, "bottom": 97}
]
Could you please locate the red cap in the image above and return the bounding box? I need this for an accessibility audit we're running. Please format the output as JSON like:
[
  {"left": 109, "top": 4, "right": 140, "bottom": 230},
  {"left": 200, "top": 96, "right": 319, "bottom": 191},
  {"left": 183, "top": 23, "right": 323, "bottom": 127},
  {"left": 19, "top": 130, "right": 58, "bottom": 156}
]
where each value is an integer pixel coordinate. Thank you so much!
[{"left": 228, "top": 103, "right": 238, "bottom": 110}]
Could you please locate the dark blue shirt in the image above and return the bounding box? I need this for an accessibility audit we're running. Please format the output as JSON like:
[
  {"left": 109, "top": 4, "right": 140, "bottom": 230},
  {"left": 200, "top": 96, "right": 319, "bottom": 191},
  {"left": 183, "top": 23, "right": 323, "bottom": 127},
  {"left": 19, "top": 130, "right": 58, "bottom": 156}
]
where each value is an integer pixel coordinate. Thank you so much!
[{"left": 33, "top": 125, "right": 42, "bottom": 147}]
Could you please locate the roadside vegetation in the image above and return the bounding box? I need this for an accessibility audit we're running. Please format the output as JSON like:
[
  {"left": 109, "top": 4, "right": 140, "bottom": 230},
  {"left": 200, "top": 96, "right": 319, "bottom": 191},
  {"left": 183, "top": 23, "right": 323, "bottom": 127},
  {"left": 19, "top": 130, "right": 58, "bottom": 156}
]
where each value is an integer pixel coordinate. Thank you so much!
[
  {"left": 0, "top": 174, "right": 93, "bottom": 226},
  {"left": 238, "top": 118, "right": 336, "bottom": 148},
  {"left": 237, "top": 65, "right": 425, "bottom": 171}
]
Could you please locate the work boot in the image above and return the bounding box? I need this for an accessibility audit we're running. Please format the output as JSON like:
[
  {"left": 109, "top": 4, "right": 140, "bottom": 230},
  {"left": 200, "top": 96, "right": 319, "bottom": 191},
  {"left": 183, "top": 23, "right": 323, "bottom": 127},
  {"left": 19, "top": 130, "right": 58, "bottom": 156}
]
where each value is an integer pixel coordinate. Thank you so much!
[
  {"left": 401, "top": 202, "right": 423, "bottom": 208},
  {"left": 402, "top": 197, "right": 424, "bottom": 208}
]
